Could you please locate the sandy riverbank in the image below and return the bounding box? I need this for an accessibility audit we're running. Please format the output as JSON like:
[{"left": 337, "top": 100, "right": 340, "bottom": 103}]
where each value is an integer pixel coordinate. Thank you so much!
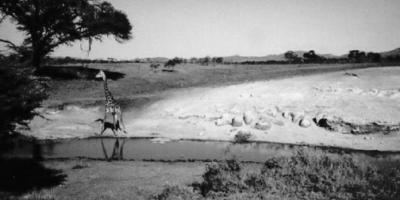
[{"left": 20, "top": 67, "right": 400, "bottom": 151}]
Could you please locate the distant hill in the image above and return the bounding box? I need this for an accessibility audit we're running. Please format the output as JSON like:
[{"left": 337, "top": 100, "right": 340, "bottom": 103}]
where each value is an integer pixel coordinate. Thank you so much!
[
  {"left": 223, "top": 51, "right": 340, "bottom": 63},
  {"left": 380, "top": 48, "right": 400, "bottom": 57}
]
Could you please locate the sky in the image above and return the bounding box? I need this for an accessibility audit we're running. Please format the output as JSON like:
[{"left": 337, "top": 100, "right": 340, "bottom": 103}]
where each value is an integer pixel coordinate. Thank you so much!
[{"left": 1, "top": 0, "right": 400, "bottom": 59}]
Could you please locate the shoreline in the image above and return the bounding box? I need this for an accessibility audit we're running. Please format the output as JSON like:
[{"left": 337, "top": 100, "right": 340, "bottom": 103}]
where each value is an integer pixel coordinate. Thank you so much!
[{"left": 19, "top": 66, "right": 400, "bottom": 152}]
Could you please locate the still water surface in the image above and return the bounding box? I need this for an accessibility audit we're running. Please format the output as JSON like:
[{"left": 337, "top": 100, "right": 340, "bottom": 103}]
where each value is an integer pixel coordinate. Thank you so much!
[{"left": 4, "top": 138, "right": 400, "bottom": 168}]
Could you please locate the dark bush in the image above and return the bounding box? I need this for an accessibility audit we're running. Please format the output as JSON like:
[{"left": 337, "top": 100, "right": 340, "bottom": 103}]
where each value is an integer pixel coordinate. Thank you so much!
[
  {"left": 163, "top": 151, "right": 400, "bottom": 199},
  {"left": 0, "top": 67, "right": 47, "bottom": 137},
  {"left": 35, "top": 66, "right": 125, "bottom": 80},
  {"left": 153, "top": 185, "right": 201, "bottom": 200},
  {"left": 195, "top": 159, "right": 245, "bottom": 196},
  {"left": 0, "top": 158, "right": 66, "bottom": 194},
  {"left": 233, "top": 132, "right": 252, "bottom": 143}
]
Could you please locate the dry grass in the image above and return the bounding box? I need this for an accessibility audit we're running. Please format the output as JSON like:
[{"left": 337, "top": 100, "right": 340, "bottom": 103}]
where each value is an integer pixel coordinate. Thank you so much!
[{"left": 44, "top": 63, "right": 379, "bottom": 105}]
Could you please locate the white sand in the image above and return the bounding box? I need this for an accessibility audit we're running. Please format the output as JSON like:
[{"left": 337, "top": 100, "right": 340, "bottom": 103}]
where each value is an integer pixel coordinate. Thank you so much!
[{"left": 21, "top": 67, "right": 400, "bottom": 151}]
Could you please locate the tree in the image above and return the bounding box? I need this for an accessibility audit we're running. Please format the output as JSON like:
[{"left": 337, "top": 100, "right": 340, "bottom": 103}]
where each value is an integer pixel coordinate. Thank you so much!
[
  {"left": 367, "top": 52, "right": 381, "bottom": 63},
  {"left": 164, "top": 57, "right": 183, "bottom": 69},
  {"left": 284, "top": 51, "right": 302, "bottom": 64},
  {"left": 0, "top": 66, "right": 47, "bottom": 137},
  {"left": 211, "top": 57, "right": 223, "bottom": 64},
  {"left": 303, "top": 50, "right": 325, "bottom": 63},
  {"left": 0, "top": 0, "right": 132, "bottom": 69},
  {"left": 348, "top": 50, "right": 367, "bottom": 63}
]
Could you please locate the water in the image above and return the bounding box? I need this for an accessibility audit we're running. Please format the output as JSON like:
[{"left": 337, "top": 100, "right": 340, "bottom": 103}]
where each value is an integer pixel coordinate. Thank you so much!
[{"left": 4, "top": 138, "right": 400, "bottom": 167}]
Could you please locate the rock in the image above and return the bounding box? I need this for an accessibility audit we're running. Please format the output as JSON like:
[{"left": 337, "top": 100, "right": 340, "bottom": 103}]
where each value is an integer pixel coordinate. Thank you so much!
[
  {"left": 291, "top": 112, "right": 304, "bottom": 123},
  {"left": 314, "top": 113, "right": 326, "bottom": 124},
  {"left": 231, "top": 116, "right": 243, "bottom": 127},
  {"left": 282, "top": 111, "right": 291, "bottom": 119},
  {"left": 215, "top": 113, "right": 232, "bottom": 126},
  {"left": 243, "top": 111, "right": 255, "bottom": 125},
  {"left": 254, "top": 121, "right": 272, "bottom": 130},
  {"left": 299, "top": 118, "right": 312, "bottom": 128}
]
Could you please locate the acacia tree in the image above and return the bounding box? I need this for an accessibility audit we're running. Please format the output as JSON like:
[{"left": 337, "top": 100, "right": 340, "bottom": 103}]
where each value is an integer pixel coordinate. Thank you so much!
[
  {"left": 0, "top": 0, "right": 132, "bottom": 69},
  {"left": 284, "top": 51, "right": 301, "bottom": 64}
]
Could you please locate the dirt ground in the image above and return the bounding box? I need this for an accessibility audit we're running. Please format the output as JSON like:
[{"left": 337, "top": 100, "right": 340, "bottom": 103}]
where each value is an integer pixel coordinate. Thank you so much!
[{"left": 20, "top": 64, "right": 400, "bottom": 151}]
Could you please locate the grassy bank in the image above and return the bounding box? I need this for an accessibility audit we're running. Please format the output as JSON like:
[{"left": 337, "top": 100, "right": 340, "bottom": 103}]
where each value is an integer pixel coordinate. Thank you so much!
[
  {"left": 157, "top": 150, "right": 400, "bottom": 200},
  {"left": 2, "top": 148, "right": 399, "bottom": 200}
]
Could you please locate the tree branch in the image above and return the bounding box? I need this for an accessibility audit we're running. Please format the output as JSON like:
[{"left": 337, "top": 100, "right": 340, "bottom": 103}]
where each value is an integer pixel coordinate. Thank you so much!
[{"left": 0, "top": 38, "right": 18, "bottom": 49}]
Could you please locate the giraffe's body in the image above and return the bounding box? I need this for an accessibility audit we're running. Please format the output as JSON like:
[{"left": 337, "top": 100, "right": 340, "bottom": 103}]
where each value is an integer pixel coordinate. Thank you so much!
[{"left": 96, "top": 70, "right": 127, "bottom": 135}]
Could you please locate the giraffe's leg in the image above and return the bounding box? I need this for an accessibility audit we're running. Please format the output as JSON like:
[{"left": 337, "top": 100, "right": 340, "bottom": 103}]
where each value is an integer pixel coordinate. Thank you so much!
[
  {"left": 111, "top": 126, "right": 116, "bottom": 136},
  {"left": 111, "top": 139, "right": 119, "bottom": 160},
  {"left": 112, "top": 113, "right": 118, "bottom": 136},
  {"left": 100, "top": 138, "right": 110, "bottom": 162},
  {"left": 100, "top": 126, "right": 106, "bottom": 135},
  {"left": 101, "top": 108, "right": 107, "bottom": 134},
  {"left": 120, "top": 139, "right": 126, "bottom": 159}
]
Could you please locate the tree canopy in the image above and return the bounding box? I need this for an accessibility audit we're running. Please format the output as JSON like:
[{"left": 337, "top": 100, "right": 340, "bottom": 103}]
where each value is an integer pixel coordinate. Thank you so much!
[{"left": 0, "top": 0, "right": 132, "bottom": 68}]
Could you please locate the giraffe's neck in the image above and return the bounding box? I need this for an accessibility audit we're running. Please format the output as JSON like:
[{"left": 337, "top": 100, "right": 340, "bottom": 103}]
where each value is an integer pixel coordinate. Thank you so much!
[{"left": 103, "top": 77, "right": 114, "bottom": 102}]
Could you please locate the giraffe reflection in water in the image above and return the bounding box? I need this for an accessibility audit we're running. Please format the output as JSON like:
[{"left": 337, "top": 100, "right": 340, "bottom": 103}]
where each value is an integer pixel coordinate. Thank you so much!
[{"left": 100, "top": 138, "right": 127, "bottom": 161}]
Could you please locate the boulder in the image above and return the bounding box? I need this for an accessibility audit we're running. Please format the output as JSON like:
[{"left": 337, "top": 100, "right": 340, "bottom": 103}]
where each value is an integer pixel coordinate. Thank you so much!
[
  {"left": 254, "top": 121, "right": 272, "bottom": 130},
  {"left": 314, "top": 113, "right": 326, "bottom": 124},
  {"left": 282, "top": 111, "right": 291, "bottom": 119},
  {"left": 291, "top": 112, "right": 304, "bottom": 124},
  {"left": 215, "top": 113, "right": 232, "bottom": 126},
  {"left": 232, "top": 116, "right": 243, "bottom": 127},
  {"left": 299, "top": 118, "right": 312, "bottom": 128},
  {"left": 243, "top": 111, "right": 255, "bottom": 125}
]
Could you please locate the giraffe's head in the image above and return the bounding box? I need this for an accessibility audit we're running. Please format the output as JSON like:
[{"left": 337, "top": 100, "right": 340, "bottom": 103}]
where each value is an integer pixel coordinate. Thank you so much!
[{"left": 95, "top": 70, "right": 106, "bottom": 80}]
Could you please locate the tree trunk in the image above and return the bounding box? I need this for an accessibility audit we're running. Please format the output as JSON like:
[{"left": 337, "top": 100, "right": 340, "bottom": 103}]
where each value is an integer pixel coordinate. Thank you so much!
[{"left": 31, "top": 52, "right": 42, "bottom": 70}]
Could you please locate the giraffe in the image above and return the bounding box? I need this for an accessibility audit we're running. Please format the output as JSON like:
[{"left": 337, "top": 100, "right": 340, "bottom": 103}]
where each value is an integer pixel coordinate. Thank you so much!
[
  {"left": 94, "top": 118, "right": 121, "bottom": 136},
  {"left": 95, "top": 70, "right": 127, "bottom": 135},
  {"left": 101, "top": 138, "right": 127, "bottom": 161}
]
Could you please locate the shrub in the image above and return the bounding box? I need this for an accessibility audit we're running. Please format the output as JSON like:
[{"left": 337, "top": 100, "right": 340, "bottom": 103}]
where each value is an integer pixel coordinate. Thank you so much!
[
  {"left": 161, "top": 150, "right": 400, "bottom": 199},
  {"left": 0, "top": 66, "right": 47, "bottom": 138},
  {"left": 196, "top": 159, "right": 245, "bottom": 196},
  {"left": 233, "top": 132, "right": 252, "bottom": 143},
  {"left": 35, "top": 66, "right": 124, "bottom": 80},
  {"left": 153, "top": 185, "right": 200, "bottom": 200}
]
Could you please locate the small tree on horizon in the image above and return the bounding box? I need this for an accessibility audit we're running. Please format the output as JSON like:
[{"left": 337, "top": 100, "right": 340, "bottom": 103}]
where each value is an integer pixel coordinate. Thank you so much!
[
  {"left": 284, "top": 51, "right": 302, "bottom": 63},
  {"left": 0, "top": 0, "right": 132, "bottom": 69}
]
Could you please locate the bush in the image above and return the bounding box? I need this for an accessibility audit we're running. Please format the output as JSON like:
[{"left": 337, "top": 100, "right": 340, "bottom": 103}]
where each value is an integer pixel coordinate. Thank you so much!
[
  {"left": 159, "top": 151, "right": 400, "bottom": 199},
  {"left": 0, "top": 67, "right": 47, "bottom": 138},
  {"left": 153, "top": 185, "right": 201, "bottom": 200},
  {"left": 35, "top": 66, "right": 125, "bottom": 80},
  {"left": 233, "top": 132, "right": 252, "bottom": 143},
  {"left": 197, "top": 159, "right": 245, "bottom": 196}
]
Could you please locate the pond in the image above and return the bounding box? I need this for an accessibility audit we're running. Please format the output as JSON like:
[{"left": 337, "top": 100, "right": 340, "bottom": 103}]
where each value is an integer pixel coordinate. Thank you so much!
[{"left": 3, "top": 138, "right": 400, "bottom": 168}]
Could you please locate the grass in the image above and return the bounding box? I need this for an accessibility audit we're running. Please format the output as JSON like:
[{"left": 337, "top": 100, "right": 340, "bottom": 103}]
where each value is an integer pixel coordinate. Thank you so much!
[
  {"left": 156, "top": 150, "right": 400, "bottom": 200},
  {"left": 2, "top": 151, "right": 399, "bottom": 200},
  {"left": 44, "top": 63, "right": 382, "bottom": 104}
]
